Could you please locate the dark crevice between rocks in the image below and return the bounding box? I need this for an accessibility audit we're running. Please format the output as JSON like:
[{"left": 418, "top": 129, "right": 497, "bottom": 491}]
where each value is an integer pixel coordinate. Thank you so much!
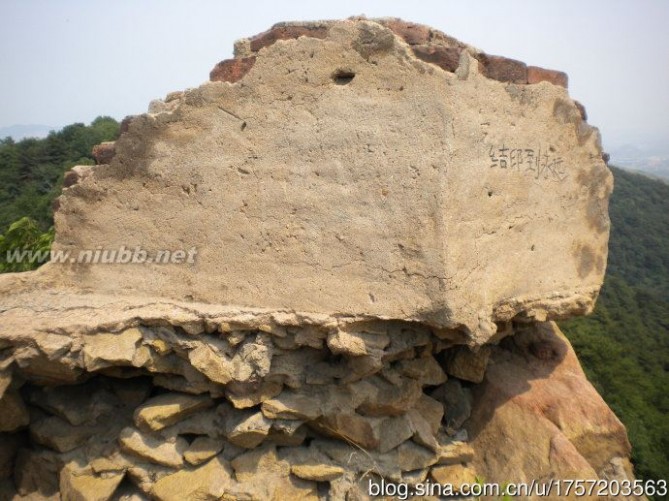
[{"left": 332, "top": 70, "right": 355, "bottom": 85}]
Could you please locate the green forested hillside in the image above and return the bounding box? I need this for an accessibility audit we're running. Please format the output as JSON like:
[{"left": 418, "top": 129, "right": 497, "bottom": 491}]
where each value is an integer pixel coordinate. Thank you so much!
[
  {"left": 0, "top": 116, "right": 119, "bottom": 232},
  {"left": 560, "top": 167, "right": 669, "bottom": 485},
  {"left": 0, "top": 127, "right": 667, "bottom": 486},
  {"left": 605, "top": 168, "right": 669, "bottom": 301}
]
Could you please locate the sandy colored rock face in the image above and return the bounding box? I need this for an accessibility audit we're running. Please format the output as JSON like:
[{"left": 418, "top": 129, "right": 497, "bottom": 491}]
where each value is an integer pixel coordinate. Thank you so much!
[
  {"left": 184, "top": 436, "right": 225, "bottom": 465},
  {"left": 4, "top": 17, "right": 610, "bottom": 344},
  {"left": 291, "top": 463, "right": 344, "bottom": 482},
  {"left": 467, "top": 322, "right": 636, "bottom": 487},
  {"left": 0, "top": 17, "right": 633, "bottom": 501},
  {"left": 430, "top": 463, "right": 477, "bottom": 492},
  {"left": 150, "top": 456, "right": 233, "bottom": 501},
  {"left": 59, "top": 464, "right": 124, "bottom": 501},
  {"left": 82, "top": 327, "right": 142, "bottom": 371},
  {"left": 119, "top": 427, "right": 188, "bottom": 467},
  {"left": 134, "top": 392, "right": 214, "bottom": 431}
]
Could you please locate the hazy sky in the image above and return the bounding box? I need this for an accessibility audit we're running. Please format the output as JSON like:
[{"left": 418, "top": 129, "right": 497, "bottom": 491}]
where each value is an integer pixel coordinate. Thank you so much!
[{"left": 1, "top": 0, "right": 667, "bottom": 152}]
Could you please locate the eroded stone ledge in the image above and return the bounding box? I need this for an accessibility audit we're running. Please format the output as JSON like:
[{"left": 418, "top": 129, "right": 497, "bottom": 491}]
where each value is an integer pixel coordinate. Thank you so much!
[{"left": 0, "top": 316, "right": 638, "bottom": 500}]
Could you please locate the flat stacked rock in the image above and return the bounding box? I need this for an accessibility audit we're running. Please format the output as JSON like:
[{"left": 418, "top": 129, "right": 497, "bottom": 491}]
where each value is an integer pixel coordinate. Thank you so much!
[{"left": 2, "top": 317, "right": 482, "bottom": 499}]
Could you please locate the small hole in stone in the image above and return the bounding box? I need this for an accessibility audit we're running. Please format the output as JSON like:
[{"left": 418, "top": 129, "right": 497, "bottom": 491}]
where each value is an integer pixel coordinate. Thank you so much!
[
  {"left": 487, "top": 190, "right": 493, "bottom": 197},
  {"left": 531, "top": 244, "right": 536, "bottom": 251},
  {"left": 333, "top": 70, "right": 355, "bottom": 85},
  {"left": 241, "top": 121, "right": 247, "bottom": 131}
]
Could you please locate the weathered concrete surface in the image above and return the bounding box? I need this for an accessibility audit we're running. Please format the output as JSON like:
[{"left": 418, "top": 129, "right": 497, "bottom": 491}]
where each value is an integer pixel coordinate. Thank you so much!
[{"left": 0, "top": 18, "right": 611, "bottom": 344}]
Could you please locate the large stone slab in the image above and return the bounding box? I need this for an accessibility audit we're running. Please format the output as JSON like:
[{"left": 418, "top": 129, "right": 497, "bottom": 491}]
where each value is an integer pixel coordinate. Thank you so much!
[
  {"left": 118, "top": 427, "right": 188, "bottom": 467},
  {"left": 0, "top": 18, "right": 611, "bottom": 344},
  {"left": 134, "top": 392, "right": 214, "bottom": 431},
  {"left": 59, "top": 463, "right": 124, "bottom": 501},
  {"left": 150, "top": 455, "right": 233, "bottom": 501}
]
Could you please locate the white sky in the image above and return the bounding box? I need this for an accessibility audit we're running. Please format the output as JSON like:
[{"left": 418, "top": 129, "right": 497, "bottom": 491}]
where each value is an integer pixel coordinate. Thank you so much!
[{"left": 1, "top": 0, "right": 667, "bottom": 152}]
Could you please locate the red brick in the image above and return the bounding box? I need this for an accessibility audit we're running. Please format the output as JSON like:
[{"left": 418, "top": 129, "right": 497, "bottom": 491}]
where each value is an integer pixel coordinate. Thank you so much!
[
  {"left": 381, "top": 19, "right": 431, "bottom": 45},
  {"left": 249, "top": 25, "right": 328, "bottom": 53},
  {"left": 477, "top": 54, "right": 528, "bottom": 84},
  {"left": 412, "top": 45, "right": 461, "bottom": 73},
  {"left": 209, "top": 57, "right": 256, "bottom": 83},
  {"left": 527, "top": 66, "right": 568, "bottom": 88}
]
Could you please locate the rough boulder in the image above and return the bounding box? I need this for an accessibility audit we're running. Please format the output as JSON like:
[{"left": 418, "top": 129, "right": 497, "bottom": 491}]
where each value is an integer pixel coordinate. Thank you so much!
[{"left": 0, "top": 17, "right": 638, "bottom": 501}]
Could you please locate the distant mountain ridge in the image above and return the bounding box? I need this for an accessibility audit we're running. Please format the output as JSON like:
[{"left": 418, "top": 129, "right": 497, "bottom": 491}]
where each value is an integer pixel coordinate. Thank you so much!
[{"left": 609, "top": 143, "right": 669, "bottom": 180}]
